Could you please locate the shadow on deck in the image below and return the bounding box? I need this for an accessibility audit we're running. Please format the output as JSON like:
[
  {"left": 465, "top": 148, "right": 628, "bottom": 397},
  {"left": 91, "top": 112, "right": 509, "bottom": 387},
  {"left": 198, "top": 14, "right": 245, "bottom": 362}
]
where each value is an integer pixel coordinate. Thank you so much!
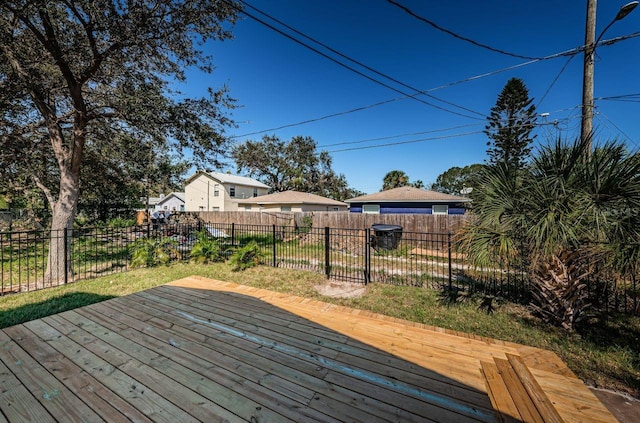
[{"left": 0, "top": 276, "right": 616, "bottom": 422}]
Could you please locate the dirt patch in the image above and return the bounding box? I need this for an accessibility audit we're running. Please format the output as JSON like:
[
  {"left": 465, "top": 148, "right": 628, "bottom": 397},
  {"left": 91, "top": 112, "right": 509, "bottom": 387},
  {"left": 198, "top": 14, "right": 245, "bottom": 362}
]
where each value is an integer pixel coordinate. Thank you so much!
[
  {"left": 591, "top": 387, "right": 640, "bottom": 422},
  {"left": 315, "top": 280, "right": 367, "bottom": 298}
]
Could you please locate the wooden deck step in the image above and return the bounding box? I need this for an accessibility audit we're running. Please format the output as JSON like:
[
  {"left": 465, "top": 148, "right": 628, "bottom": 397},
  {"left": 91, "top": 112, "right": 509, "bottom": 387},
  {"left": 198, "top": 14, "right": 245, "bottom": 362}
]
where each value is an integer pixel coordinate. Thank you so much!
[{"left": 482, "top": 353, "right": 564, "bottom": 423}]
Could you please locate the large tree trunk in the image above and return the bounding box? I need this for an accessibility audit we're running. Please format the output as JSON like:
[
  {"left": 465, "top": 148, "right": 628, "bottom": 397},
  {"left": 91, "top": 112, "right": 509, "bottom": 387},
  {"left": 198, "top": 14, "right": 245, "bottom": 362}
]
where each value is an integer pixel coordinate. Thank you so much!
[
  {"left": 41, "top": 114, "right": 85, "bottom": 284},
  {"left": 45, "top": 170, "right": 80, "bottom": 284}
]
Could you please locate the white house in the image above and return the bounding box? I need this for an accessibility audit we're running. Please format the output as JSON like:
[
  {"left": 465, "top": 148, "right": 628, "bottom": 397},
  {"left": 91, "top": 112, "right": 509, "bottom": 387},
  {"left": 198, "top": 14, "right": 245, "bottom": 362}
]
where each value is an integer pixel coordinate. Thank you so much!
[
  {"left": 184, "top": 171, "right": 270, "bottom": 211},
  {"left": 155, "top": 192, "right": 185, "bottom": 212}
]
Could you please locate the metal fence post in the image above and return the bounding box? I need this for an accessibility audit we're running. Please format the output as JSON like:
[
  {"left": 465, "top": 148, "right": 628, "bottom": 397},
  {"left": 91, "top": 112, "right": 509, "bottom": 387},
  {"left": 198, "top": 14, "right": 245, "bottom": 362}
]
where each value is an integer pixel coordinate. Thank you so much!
[
  {"left": 324, "top": 227, "right": 330, "bottom": 279},
  {"left": 272, "top": 224, "right": 277, "bottom": 267},
  {"left": 365, "top": 228, "right": 371, "bottom": 284},
  {"left": 231, "top": 223, "right": 236, "bottom": 246},
  {"left": 64, "top": 227, "right": 69, "bottom": 285},
  {"left": 447, "top": 232, "right": 452, "bottom": 291}
]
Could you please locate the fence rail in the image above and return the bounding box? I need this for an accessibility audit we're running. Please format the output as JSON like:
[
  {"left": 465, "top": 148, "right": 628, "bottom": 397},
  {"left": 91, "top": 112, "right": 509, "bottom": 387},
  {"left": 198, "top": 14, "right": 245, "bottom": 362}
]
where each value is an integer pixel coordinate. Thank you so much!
[{"left": 1, "top": 222, "right": 638, "bottom": 316}]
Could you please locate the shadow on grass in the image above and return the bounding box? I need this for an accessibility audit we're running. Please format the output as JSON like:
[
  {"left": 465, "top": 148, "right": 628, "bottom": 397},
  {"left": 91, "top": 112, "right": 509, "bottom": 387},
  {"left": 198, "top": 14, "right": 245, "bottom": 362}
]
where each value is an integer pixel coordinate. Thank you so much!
[{"left": 0, "top": 292, "right": 115, "bottom": 329}]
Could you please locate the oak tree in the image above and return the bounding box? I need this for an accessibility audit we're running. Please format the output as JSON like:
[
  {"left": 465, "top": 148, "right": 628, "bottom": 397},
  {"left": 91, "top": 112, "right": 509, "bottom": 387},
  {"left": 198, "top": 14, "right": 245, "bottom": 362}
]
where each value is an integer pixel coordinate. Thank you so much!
[
  {"left": 232, "top": 135, "right": 362, "bottom": 200},
  {"left": 0, "top": 0, "right": 239, "bottom": 281}
]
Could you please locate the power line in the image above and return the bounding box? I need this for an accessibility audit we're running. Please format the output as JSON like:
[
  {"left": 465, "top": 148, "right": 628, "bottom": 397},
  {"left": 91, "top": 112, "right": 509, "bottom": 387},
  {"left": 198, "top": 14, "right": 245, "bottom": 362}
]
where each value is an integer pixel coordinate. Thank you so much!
[
  {"left": 232, "top": 46, "right": 580, "bottom": 139},
  {"left": 317, "top": 123, "right": 482, "bottom": 148},
  {"left": 536, "top": 55, "right": 575, "bottom": 108},
  {"left": 223, "top": 1, "right": 482, "bottom": 121},
  {"left": 327, "top": 130, "right": 484, "bottom": 153},
  {"left": 386, "top": 0, "right": 542, "bottom": 60},
  {"left": 232, "top": 97, "right": 402, "bottom": 138},
  {"left": 328, "top": 117, "right": 579, "bottom": 153},
  {"left": 595, "top": 108, "right": 640, "bottom": 150},
  {"left": 240, "top": 0, "right": 485, "bottom": 119},
  {"left": 232, "top": 31, "right": 635, "bottom": 139},
  {"left": 597, "top": 93, "right": 640, "bottom": 103}
]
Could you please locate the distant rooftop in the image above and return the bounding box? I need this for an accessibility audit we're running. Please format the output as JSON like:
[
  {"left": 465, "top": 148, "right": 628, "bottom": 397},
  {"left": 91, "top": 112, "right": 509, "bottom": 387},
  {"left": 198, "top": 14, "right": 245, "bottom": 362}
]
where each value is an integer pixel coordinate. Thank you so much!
[
  {"left": 346, "top": 186, "right": 471, "bottom": 203},
  {"left": 236, "top": 190, "right": 346, "bottom": 206},
  {"left": 186, "top": 171, "right": 270, "bottom": 189}
]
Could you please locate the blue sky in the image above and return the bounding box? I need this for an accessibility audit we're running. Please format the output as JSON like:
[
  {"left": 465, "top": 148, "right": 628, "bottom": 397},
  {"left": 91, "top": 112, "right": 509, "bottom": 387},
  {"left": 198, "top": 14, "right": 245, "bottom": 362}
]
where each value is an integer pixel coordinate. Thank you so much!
[{"left": 184, "top": 0, "right": 640, "bottom": 194}]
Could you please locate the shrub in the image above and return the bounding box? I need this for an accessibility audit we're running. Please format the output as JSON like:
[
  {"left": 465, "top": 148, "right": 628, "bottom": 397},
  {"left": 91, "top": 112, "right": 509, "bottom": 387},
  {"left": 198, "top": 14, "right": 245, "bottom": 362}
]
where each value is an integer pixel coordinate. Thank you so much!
[
  {"left": 190, "top": 231, "right": 225, "bottom": 264},
  {"left": 130, "top": 237, "right": 179, "bottom": 268},
  {"left": 229, "top": 241, "right": 264, "bottom": 271},
  {"left": 107, "top": 217, "right": 136, "bottom": 228}
]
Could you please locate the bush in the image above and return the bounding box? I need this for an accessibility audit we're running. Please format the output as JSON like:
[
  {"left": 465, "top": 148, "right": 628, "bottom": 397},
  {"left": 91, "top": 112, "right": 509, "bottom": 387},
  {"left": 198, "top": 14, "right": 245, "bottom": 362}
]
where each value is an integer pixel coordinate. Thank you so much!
[
  {"left": 190, "top": 231, "right": 225, "bottom": 264},
  {"left": 130, "top": 237, "right": 179, "bottom": 267},
  {"left": 228, "top": 241, "right": 265, "bottom": 271},
  {"left": 107, "top": 217, "right": 136, "bottom": 228}
]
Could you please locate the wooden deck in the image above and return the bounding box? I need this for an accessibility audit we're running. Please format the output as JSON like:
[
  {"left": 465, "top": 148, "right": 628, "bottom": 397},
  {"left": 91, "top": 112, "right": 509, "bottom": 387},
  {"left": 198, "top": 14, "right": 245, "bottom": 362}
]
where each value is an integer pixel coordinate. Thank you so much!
[{"left": 0, "top": 276, "right": 616, "bottom": 422}]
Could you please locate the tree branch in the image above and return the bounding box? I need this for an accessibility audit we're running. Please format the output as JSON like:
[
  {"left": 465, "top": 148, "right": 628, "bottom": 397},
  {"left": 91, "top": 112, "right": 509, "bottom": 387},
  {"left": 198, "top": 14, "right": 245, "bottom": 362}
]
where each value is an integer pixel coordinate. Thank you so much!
[{"left": 32, "top": 174, "right": 56, "bottom": 210}]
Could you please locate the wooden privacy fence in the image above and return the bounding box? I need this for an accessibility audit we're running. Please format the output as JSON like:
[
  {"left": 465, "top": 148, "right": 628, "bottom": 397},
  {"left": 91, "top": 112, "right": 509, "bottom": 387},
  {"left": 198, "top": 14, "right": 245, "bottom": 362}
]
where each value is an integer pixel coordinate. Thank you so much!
[{"left": 195, "top": 211, "right": 471, "bottom": 233}]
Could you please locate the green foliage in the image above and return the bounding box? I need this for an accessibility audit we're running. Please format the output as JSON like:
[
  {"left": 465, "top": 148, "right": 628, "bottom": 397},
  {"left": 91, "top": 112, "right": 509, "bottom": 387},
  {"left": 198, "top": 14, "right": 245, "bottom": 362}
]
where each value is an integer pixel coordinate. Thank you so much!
[
  {"left": 228, "top": 241, "right": 265, "bottom": 271},
  {"left": 0, "top": 1, "right": 239, "bottom": 278},
  {"left": 238, "top": 234, "right": 275, "bottom": 245},
  {"left": 232, "top": 135, "right": 362, "bottom": 200},
  {"left": 459, "top": 137, "right": 640, "bottom": 330},
  {"left": 107, "top": 217, "right": 136, "bottom": 228},
  {"left": 297, "top": 215, "right": 313, "bottom": 234},
  {"left": 432, "top": 164, "right": 484, "bottom": 195},
  {"left": 382, "top": 170, "right": 410, "bottom": 191},
  {"left": 190, "top": 231, "right": 225, "bottom": 264},
  {"left": 130, "top": 237, "right": 179, "bottom": 268},
  {"left": 484, "top": 78, "right": 537, "bottom": 170}
]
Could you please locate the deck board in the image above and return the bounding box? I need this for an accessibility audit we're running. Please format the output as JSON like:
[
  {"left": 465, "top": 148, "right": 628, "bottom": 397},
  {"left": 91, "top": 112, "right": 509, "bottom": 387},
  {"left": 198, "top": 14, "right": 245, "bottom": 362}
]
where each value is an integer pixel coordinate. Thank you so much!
[{"left": 0, "top": 275, "right": 617, "bottom": 422}]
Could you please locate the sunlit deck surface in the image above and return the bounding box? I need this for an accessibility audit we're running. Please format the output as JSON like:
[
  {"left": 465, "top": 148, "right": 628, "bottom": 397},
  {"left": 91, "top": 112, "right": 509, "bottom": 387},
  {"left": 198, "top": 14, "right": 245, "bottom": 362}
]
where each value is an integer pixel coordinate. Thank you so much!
[{"left": 0, "top": 276, "right": 616, "bottom": 422}]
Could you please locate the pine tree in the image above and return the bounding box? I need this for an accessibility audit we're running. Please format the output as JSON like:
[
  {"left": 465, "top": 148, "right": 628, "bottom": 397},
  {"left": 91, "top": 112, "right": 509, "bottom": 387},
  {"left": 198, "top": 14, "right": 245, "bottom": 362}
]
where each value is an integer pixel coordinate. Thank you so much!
[{"left": 484, "top": 78, "right": 537, "bottom": 170}]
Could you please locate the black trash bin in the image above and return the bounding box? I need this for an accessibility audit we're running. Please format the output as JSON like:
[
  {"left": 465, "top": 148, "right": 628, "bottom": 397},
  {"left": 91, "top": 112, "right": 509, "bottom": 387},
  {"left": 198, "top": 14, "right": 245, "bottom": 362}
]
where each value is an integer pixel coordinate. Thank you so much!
[{"left": 371, "top": 224, "right": 403, "bottom": 250}]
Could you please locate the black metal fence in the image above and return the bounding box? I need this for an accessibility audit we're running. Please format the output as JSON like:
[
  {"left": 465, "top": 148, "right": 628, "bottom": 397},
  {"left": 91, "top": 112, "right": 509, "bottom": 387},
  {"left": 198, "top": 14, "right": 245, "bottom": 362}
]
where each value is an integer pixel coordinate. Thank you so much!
[{"left": 1, "top": 222, "right": 638, "bottom": 316}]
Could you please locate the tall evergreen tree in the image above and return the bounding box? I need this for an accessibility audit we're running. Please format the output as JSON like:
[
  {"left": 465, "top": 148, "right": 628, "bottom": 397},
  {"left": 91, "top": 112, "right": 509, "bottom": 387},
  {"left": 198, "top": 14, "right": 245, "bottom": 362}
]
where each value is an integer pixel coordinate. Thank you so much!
[{"left": 484, "top": 78, "right": 537, "bottom": 169}]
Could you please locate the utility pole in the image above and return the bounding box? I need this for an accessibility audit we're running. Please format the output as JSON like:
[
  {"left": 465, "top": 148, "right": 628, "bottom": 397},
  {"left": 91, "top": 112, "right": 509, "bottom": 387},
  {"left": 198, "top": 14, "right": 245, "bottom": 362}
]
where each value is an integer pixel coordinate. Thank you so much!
[
  {"left": 581, "top": 1, "right": 639, "bottom": 153},
  {"left": 580, "top": 0, "right": 597, "bottom": 151}
]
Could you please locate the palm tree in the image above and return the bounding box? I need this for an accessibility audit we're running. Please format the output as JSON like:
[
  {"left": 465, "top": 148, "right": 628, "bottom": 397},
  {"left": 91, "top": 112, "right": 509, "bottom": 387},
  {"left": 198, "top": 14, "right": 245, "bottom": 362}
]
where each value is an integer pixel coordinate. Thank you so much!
[
  {"left": 382, "top": 170, "right": 409, "bottom": 191},
  {"left": 458, "top": 138, "right": 640, "bottom": 330}
]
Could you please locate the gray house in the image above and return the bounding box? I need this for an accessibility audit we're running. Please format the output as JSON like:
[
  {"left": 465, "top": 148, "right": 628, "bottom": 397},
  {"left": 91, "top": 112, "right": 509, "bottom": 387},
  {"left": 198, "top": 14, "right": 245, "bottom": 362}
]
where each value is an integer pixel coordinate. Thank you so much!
[{"left": 345, "top": 186, "right": 470, "bottom": 215}]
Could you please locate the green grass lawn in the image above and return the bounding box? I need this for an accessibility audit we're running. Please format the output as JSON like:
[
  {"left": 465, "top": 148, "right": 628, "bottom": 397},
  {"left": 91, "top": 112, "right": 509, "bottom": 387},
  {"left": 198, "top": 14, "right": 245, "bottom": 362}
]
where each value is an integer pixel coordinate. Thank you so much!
[{"left": 1, "top": 262, "right": 638, "bottom": 399}]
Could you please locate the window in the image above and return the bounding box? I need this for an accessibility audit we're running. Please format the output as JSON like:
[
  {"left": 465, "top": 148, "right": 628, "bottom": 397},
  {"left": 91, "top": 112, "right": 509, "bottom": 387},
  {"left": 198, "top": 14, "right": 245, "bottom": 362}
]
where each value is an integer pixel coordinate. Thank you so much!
[
  {"left": 213, "top": 207, "right": 220, "bottom": 212},
  {"left": 180, "top": 205, "right": 185, "bottom": 211},
  {"left": 214, "top": 184, "right": 219, "bottom": 197},
  {"left": 253, "top": 188, "right": 258, "bottom": 197},
  {"left": 244, "top": 206, "right": 252, "bottom": 211},
  {"left": 280, "top": 206, "right": 292, "bottom": 212},
  {"left": 333, "top": 207, "right": 339, "bottom": 212},
  {"left": 362, "top": 204, "right": 380, "bottom": 214},
  {"left": 432, "top": 205, "right": 449, "bottom": 215},
  {"left": 229, "top": 185, "right": 236, "bottom": 197},
  {"left": 199, "top": 206, "right": 205, "bottom": 211}
]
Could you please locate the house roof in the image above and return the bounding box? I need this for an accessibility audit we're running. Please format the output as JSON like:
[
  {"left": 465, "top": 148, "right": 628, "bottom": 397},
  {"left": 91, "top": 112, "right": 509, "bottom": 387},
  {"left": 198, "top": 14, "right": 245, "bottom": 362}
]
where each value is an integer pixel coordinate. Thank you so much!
[
  {"left": 185, "top": 171, "right": 270, "bottom": 189},
  {"left": 345, "top": 186, "right": 471, "bottom": 203},
  {"left": 157, "top": 192, "right": 185, "bottom": 205},
  {"left": 147, "top": 197, "right": 163, "bottom": 206},
  {"left": 235, "top": 190, "right": 347, "bottom": 206}
]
